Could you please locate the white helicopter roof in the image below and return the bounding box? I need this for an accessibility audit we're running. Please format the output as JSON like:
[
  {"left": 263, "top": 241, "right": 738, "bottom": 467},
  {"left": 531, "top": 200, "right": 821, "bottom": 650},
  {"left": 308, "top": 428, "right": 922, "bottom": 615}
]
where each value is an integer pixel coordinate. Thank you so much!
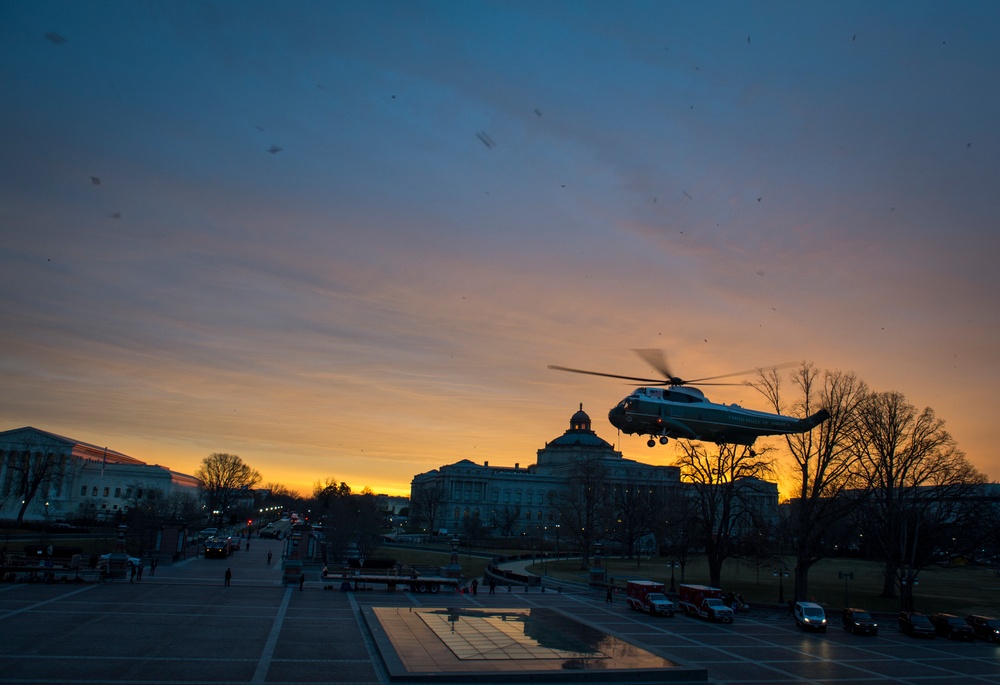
[{"left": 633, "top": 386, "right": 708, "bottom": 402}]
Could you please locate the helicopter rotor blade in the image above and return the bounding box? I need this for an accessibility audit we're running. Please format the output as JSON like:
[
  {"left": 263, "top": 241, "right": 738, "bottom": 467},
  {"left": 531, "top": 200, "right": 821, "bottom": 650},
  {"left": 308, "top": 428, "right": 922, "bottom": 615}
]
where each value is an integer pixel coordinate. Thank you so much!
[
  {"left": 547, "top": 365, "right": 666, "bottom": 385},
  {"left": 632, "top": 348, "right": 675, "bottom": 382},
  {"left": 684, "top": 361, "right": 800, "bottom": 385}
]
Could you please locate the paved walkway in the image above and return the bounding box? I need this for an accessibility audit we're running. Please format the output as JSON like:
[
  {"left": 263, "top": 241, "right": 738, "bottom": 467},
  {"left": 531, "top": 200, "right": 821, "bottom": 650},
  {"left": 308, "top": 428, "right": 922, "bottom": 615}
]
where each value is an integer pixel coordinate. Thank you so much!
[{"left": 1, "top": 544, "right": 997, "bottom": 685}]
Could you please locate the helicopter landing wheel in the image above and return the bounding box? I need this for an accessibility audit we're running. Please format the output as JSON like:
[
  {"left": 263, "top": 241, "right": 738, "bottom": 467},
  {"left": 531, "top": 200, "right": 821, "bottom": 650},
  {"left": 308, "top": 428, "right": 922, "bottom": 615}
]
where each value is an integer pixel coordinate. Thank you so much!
[
  {"left": 647, "top": 439, "right": 656, "bottom": 448},
  {"left": 659, "top": 437, "right": 669, "bottom": 445}
]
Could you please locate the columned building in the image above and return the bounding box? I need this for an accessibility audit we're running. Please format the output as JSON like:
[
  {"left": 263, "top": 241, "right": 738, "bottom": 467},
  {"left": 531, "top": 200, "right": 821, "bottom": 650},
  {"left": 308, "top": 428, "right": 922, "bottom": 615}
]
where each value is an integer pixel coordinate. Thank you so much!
[
  {"left": 0, "top": 426, "right": 201, "bottom": 523},
  {"left": 409, "top": 405, "right": 686, "bottom": 539}
]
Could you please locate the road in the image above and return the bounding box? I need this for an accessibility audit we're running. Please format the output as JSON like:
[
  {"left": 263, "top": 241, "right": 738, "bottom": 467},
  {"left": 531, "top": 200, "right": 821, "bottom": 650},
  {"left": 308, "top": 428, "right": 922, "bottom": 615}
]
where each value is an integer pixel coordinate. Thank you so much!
[{"left": 1, "top": 538, "right": 998, "bottom": 685}]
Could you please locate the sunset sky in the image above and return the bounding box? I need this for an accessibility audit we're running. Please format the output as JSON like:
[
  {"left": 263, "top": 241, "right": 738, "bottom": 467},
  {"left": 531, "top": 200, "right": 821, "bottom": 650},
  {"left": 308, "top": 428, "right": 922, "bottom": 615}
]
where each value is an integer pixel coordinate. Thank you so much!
[{"left": 2, "top": 1, "right": 999, "bottom": 498}]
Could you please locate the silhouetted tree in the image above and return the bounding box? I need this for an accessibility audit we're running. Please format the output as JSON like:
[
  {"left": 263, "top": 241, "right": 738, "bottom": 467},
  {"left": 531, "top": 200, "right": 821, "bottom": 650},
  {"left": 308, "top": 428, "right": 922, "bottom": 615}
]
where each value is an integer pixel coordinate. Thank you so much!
[
  {"left": 674, "top": 441, "right": 774, "bottom": 588},
  {"left": 489, "top": 504, "right": 522, "bottom": 538},
  {"left": 554, "top": 452, "right": 611, "bottom": 569},
  {"left": 408, "top": 480, "right": 445, "bottom": 534},
  {"left": 2, "top": 438, "right": 65, "bottom": 525},
  {"left": 195, "top": 453, "right": 261, "bottom": 525},
  {"left": 752, "top": 363, "right": 869, "bottom": 601},
  {"left": 853, "top": 391, "right": 986, "bottom": 610}
]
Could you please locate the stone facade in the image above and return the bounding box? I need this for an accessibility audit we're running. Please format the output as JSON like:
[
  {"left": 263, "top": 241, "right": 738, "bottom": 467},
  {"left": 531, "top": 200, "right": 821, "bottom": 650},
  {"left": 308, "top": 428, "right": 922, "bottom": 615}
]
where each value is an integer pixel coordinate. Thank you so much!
[
  {"left": 0, "top": 426, "right": 201, "bottom": 522},
  {"left": 409, "top": 405, "right": 688, "bottom": 538}
]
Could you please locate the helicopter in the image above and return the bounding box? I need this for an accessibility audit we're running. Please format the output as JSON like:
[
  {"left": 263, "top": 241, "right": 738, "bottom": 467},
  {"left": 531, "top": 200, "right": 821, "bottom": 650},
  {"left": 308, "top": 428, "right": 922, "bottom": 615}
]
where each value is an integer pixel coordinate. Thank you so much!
[{"left": 549, "top": 349, "right": 830, "bottom": 449}]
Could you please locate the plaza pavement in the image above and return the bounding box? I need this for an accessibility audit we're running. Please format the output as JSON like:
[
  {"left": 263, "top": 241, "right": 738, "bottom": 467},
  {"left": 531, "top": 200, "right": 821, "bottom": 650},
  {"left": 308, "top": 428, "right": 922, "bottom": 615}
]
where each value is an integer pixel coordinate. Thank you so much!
[{"left": 1, "top": 537, "right": 998, "bottom": 685}]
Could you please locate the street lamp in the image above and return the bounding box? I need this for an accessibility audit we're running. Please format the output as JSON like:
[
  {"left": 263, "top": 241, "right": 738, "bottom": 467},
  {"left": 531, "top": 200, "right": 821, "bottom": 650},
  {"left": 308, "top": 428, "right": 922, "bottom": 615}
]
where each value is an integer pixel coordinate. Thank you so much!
[
  {"left": 839, "top": 571, "right": 854, "bottom": 607},
  {"left": 773, "top": 567, "right": 789, "bottom": 604},
  {"left": 669, "top": 561, "right": 679, "bottom": 593}
]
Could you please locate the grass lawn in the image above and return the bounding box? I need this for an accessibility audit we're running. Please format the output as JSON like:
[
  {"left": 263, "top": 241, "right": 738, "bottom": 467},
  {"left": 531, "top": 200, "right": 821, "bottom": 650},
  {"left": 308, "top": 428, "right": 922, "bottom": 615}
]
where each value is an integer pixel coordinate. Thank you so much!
[{"left": 527, "top": 555, "right": 1000, "bottom": 616}]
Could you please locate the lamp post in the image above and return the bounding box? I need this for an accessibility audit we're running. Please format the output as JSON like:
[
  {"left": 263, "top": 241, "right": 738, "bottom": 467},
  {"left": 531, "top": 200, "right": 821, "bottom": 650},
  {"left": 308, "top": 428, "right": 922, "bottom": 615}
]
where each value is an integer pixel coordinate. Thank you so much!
[
  {"left": 669, "top": 561, "right": 679, "bottom": 593},
  {"left": 839, "top": 571, "right": 854, "bottom": 607},
  {"left": 773, "top": 567, "right": 788, "bottom": 604}
]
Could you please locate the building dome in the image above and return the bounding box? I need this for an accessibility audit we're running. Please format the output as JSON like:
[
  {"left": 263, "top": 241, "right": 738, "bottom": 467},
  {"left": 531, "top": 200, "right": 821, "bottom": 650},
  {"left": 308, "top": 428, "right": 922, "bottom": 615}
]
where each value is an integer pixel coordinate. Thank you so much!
[{"left": 570, "top": 403, "right": 591, "bottom": 431}]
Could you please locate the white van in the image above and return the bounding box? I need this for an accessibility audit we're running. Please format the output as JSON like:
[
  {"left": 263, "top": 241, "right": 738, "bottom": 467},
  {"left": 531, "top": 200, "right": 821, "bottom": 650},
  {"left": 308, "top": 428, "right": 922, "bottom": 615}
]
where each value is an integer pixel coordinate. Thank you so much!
[{"left": 794, "top": 601, "right": 827, "bottom": 632}]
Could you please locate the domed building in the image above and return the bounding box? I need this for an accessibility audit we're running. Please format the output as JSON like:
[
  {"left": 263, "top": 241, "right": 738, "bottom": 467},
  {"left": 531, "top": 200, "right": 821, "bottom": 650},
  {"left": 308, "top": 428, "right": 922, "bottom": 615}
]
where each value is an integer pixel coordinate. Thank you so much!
[{"left": 409, "top": 405, "right": 685, "bottom": 541}]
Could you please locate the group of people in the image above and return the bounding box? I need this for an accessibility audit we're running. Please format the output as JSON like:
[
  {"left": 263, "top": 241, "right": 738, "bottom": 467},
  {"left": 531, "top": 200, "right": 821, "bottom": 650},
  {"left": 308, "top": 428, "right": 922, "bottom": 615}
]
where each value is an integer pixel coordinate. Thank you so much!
[
  {"left": 127, "top": 557, "right": 157, "bottom": 583},
  {"left": 724, "top": 591, "right": 749, "bottom": 612}
]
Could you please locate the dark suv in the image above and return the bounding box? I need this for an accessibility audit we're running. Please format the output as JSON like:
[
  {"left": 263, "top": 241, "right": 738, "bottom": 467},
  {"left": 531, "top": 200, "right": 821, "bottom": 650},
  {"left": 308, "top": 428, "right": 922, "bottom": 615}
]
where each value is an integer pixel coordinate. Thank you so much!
[
  {"left": 929, "top": 613, "right": 975, "bottom": 641},
  {"left": 965, "top": 615, "right": 1000, "bottom": 642},
  {"left": 842, "top": 608, "right": 878, "bottom": 636},
  {"left": 898, "top": 611, "right": 935, "bottom": 638}
]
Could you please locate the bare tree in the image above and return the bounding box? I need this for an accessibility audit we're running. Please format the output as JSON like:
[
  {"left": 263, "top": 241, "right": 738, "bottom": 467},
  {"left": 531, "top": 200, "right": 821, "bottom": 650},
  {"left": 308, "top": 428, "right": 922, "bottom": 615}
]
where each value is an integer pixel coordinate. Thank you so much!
[
  {"left": 609, "top": 477, "right": 664, "bottom": 565},
  {"left": 674, "top": 441, "right": 774, "bottom": 588},
  {"left": 751, "top": 363, "right": 869, "bottom": 601},
  {"left": 489, "top": 504, "right": 522, "bottom": 538},
  {"left": 195, "top": 453, "right": 262, "bottom": 525},
  {"left": 1, "top": 439, "right": 64, "bottom": 525},
  {"left": 554, "top": 453, "right": 611, "bottom": 569},
  {"left": 408, "top": 480, "right": 445, "bottom": 534},
  {"left": 853, "top": 391, "right": 986, "bottom": 609},
  {"left": 655, "top": 485, "right": 699, "bottom": 586}
]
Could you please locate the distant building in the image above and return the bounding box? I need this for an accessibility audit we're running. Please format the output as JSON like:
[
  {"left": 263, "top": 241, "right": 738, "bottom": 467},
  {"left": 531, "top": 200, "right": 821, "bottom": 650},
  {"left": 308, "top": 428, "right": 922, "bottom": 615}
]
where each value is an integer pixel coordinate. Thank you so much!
[
  {"left": 0, "top": 426, "right": 201, "bottom": 523},
  {"left": 410, "top": 405, "right": 704, "bottom": 539}
]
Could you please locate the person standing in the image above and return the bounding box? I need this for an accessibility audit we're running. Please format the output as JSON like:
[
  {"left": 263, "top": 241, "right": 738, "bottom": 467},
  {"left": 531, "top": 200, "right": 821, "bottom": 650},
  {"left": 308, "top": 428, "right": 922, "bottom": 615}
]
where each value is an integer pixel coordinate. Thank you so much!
[
  {"left": 225, "top": 568, "right": 232, "bottom": 587},
  {"left": 136, "top": 561, "right": 144, "bottom": 581},
  {"left": 299, "top": 572, "right": 305, "bottom": 591},
  {"left": 267, "top": 551, "right": 273, "bottom": 565},
  {"left": 471, "top": 578, "right": 478, "bottom": 595},
  {"left": 149, "top": 557, "right": 157, "bottom": 576},
  {"left": 488, "top": 578, "right": 496, "bottom": 595},
  {"left": 129, "top": 562, "right": 136, "bottom": 584}
]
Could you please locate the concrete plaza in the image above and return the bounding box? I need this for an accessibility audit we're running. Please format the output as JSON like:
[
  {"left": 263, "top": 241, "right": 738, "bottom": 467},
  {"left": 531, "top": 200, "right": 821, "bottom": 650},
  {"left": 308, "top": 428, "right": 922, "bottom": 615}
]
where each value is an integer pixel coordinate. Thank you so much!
[{"left": 1, "top": 538, "right": 999, "bottom": 685}]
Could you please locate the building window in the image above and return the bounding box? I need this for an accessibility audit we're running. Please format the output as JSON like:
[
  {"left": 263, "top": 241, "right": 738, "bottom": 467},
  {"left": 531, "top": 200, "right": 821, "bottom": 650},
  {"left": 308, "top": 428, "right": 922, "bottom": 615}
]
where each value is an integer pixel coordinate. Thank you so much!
[
  {"left": 103, "top": 487, "right": 110, "bottom": 497},
  {"left": 125, "top": 488, "right": 132, "bottom": 498},
  {"left": 81, "top": 486, "right": 87, "bottom": 496},
  {"left": 92, "top": 487, "right": 98, "bottom": 497},
  {"left": 114, "top": 487, "right": 121, "bottom": 498}
]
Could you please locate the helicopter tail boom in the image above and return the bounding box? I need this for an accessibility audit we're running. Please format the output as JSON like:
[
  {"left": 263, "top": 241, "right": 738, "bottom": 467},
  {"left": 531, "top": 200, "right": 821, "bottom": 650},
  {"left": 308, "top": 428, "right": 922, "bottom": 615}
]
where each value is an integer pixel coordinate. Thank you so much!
[{"left": 799, "top": 409, "right": 831, "bottom": 431}]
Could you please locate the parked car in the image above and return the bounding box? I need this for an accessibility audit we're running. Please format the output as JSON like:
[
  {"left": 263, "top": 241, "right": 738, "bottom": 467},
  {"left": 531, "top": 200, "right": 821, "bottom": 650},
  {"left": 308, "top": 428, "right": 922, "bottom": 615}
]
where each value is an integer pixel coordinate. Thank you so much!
[
  {"left": 793, "top": 601, "right": 827, "bottom": 632},
  {"left": 965, "top": 615, "right": 1000, "bottom": 642},
  {"left": 842, "top": 608, "right": 879, "bottom": 636},
  {"left": 98, "top": 553, "right": 141, "bottom": 567},
  {"left": 929, "top": 613, "right": 975, "bottom": 641},
  {"left": 898, "top": 611, "right": 935, "bottom": 638}
]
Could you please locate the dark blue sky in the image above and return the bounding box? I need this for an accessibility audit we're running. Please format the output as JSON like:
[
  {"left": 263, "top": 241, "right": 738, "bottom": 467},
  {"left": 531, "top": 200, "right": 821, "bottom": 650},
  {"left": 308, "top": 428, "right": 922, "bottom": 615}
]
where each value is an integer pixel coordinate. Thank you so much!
[{"left": 2, "top": 1, "right": 998, "bottom": 494}]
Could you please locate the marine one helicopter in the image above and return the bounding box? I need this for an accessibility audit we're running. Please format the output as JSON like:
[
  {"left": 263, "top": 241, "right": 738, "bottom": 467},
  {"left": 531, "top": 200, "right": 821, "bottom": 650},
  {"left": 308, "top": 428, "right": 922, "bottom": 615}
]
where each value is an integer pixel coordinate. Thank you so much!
[{"left": 549, "top": 349, "right": 830, "bottom": 449}]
